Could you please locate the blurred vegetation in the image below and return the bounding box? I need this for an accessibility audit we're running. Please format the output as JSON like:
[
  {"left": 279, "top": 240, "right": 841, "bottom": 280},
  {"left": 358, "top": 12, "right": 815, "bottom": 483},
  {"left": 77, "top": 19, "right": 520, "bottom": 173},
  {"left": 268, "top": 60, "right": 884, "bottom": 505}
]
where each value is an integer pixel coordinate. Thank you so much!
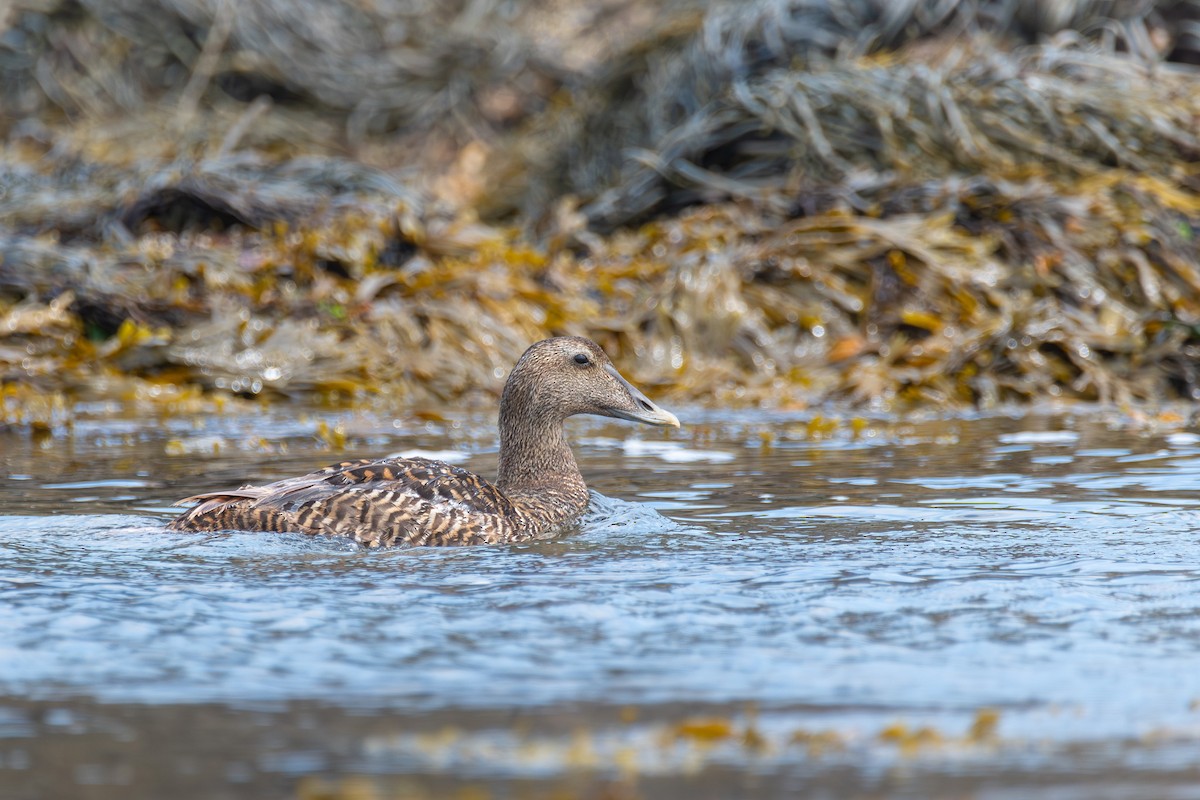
[{"left": 3, "top": 0, "right": 1200, "bottom": 426}]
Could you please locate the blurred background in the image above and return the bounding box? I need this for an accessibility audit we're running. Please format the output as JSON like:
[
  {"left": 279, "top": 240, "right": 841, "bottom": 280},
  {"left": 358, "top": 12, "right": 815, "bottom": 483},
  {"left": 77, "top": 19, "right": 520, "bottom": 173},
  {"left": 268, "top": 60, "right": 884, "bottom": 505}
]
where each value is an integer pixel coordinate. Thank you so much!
[{"left": 3, "top": 0, "right": 1200, "bottom": 425}]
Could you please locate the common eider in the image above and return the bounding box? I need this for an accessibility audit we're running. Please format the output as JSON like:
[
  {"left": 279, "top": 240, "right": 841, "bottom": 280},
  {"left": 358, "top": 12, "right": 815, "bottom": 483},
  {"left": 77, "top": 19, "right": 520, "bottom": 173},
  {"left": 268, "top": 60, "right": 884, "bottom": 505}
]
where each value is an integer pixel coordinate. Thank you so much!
[{"left": 168, "top": 337, "right": 680, "bottom": 546}]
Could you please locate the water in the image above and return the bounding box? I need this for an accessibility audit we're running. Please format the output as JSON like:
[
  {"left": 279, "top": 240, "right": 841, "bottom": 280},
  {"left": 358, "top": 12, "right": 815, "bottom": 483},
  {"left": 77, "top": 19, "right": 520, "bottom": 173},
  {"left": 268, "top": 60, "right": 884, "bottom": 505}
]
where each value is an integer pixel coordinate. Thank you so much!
[{"left": 3, "top": 407, "right": 1200, "bottom": 798}]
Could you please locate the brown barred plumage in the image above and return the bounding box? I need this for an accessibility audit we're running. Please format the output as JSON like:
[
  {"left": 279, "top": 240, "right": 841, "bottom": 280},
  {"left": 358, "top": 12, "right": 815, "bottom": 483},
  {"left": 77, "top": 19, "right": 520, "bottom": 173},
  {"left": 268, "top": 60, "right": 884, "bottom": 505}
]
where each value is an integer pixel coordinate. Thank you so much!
[{"left": 168, "top": 338, "right": 680, "bottom": 546}]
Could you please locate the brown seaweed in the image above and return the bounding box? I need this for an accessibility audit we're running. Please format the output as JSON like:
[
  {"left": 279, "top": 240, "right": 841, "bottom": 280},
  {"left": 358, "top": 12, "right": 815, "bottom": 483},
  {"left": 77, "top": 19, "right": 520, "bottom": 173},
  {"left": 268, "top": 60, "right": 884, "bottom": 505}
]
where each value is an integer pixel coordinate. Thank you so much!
[{"left": 3, "top": 0, "right": 1200, "bottom": 426}]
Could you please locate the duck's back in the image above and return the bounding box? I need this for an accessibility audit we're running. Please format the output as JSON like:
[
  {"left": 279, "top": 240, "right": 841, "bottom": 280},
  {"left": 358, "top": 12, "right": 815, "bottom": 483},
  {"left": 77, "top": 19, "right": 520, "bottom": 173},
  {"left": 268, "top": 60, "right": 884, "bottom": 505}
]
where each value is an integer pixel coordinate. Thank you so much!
[{"left": 168, "top": 457, "right": 563, "bottom": 546}]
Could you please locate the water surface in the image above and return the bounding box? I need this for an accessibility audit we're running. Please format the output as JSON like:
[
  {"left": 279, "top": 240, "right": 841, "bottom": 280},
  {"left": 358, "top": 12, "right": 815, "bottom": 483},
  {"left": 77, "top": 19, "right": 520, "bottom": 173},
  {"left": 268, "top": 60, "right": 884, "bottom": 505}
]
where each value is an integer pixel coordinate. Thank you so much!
[{"left": 3, "top": 408, "right": 1200, "bottom": 798}]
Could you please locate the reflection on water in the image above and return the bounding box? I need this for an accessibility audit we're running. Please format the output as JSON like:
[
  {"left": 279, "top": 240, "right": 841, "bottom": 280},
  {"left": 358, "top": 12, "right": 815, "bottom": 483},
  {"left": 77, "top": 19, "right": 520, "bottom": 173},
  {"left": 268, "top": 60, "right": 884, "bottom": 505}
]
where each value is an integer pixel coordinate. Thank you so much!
[{"left": 3, "top": 408, "right": 1200, "bottom": 797}]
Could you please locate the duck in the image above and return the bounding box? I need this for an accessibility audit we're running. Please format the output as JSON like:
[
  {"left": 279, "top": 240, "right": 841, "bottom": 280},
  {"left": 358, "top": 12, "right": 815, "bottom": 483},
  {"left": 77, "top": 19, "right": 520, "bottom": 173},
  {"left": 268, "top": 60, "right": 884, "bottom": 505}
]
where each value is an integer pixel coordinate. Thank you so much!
[{"left": 167, "top": 336, "right": 680, "bottom": 546}]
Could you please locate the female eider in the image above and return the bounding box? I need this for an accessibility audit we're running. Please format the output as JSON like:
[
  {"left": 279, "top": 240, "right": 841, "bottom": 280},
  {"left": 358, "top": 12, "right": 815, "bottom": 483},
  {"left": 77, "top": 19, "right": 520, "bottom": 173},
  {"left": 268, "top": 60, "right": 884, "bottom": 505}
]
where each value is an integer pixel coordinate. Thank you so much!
[{"left": 168, "top": 337, "right": 679, "bottom": 546}]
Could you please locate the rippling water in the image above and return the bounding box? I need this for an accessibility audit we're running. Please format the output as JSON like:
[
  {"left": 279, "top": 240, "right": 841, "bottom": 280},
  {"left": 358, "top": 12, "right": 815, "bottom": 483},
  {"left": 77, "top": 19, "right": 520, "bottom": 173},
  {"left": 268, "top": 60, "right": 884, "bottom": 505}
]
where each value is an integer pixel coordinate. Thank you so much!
[{"left": 3, "top": 408, "right": 1200, "bottom": 798}]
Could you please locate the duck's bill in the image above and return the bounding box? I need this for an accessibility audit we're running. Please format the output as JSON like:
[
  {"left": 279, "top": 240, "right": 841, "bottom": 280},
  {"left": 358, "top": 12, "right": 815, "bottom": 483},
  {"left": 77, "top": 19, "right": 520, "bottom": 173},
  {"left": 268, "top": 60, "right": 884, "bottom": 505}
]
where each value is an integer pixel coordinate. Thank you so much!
[{"left": 604, "top": 364, "right": 682, "bottom": 428}]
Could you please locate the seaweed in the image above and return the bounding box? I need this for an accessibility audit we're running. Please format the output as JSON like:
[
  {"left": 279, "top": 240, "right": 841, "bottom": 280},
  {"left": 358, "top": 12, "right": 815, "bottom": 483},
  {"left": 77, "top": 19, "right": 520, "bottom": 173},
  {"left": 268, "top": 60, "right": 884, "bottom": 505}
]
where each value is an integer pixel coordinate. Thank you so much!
[{"left": 3, "top": 0, "right": 1200, "bottom": 424}]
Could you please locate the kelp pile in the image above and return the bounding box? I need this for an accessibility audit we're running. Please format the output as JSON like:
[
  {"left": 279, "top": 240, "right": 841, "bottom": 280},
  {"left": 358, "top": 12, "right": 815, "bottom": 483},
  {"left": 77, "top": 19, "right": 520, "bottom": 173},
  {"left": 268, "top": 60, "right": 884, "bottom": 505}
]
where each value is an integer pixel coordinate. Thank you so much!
[
  {"left": 493, "top": 0, "right": 1200, "bottom": 225},
  {"left": 528, "top": 32, "right": 1200, "bottom": 408},
  {"left": 0, "top": 0, "right": 573, "bottom": 143},
  {"left": 3, "top": 0, "right": 1200, "bottom": 425}
]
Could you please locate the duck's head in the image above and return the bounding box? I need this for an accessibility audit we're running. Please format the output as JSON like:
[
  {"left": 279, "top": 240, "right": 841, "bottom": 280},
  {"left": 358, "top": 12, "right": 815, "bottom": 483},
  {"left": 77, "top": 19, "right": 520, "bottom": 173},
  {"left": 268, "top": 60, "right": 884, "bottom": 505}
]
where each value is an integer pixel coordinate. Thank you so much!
[{"left": 502, "top": 337, "right": 680, "bottom": 428}]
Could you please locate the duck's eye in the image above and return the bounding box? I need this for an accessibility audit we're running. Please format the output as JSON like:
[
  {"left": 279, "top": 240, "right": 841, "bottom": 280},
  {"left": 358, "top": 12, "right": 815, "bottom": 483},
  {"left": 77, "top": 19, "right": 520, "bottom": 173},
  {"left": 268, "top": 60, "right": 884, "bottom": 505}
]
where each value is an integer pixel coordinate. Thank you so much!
[{"left": 573, "top": 353, "right": 591, "bottom": 366}]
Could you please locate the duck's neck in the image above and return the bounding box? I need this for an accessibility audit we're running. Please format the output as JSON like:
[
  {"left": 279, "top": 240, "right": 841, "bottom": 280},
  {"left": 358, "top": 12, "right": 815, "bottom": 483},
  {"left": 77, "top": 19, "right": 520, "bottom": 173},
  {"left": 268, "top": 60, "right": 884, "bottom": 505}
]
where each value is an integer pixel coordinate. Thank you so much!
[{"left": 496, "top": 407, "right": 583, "bottom": 495}]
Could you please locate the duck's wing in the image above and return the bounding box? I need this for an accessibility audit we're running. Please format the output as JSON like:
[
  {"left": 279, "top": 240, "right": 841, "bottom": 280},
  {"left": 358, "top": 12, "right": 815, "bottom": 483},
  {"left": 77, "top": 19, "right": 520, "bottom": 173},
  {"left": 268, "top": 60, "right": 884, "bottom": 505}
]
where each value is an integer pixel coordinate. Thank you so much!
[{"left": 169, "top": 457, "right": 519, "bottom": 546}]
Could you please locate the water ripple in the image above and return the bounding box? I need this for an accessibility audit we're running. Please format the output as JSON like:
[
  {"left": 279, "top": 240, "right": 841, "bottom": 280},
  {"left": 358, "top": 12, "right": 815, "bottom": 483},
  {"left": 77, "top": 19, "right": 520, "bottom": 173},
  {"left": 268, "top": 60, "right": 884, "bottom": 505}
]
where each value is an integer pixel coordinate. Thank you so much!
[{"left": 3, "top": 412, "right": 1200, "bottom": 758}]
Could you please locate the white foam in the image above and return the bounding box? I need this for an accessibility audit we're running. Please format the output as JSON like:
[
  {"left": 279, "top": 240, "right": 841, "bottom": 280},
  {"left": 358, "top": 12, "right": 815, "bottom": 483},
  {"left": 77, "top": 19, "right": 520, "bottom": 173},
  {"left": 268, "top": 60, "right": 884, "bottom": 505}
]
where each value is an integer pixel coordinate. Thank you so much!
[
  {"left": 387, "top": 449, "right": 471, "bottom": 463},
  {"left": 621, "top": 439, "right": 735, "bottom": 463},
  {"left": 1165, "top": 432, "right": 1200, "bottom": 447},
  {"left": 997, "top": 431, "right": 1079, "bottom": 444}
]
